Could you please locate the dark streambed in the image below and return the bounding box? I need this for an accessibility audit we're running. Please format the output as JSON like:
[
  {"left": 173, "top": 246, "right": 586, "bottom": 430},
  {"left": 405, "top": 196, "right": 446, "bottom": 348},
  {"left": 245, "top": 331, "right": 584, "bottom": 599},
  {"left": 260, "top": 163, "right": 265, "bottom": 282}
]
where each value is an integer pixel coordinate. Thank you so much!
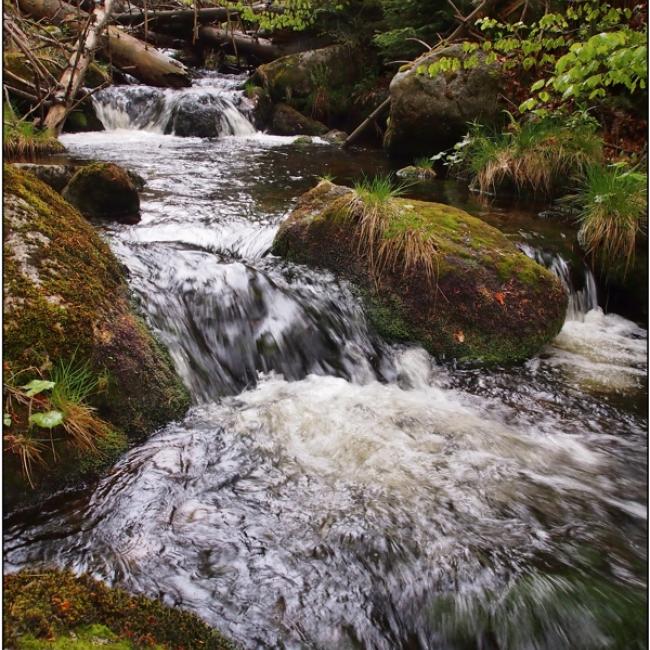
[{"left": 4, "top": 76, "right": 647, "bottom": 650}]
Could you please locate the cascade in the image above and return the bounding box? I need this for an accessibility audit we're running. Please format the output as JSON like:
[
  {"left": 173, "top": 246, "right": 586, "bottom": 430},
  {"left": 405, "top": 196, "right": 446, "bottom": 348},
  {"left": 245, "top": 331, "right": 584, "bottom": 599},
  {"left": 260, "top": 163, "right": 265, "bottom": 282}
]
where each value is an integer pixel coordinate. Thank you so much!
[
  {"left": 519, "top": 243, "right": 598, "bottom": 320},
  {"left": 92, "top": 72, "right": 256, "bottom": 137}
]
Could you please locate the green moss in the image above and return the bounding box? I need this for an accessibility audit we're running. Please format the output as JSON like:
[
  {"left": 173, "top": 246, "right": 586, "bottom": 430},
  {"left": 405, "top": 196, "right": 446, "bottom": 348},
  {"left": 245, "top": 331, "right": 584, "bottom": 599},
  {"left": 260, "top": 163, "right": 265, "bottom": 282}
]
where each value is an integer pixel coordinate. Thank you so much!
[
  {"left": 495, "top": 252, "right": 547, "bottom": 286},
  {"left": 362, "top": 291, "right": 415, "bottom": 342},
  {"left": 4, "top": 166, "right": 189, "bottom": 500},
  {"left": 4, "top": 571, "right": 235, "bottom": 650},
  {"left": 17, "top": 624, "right": 138, "bottom": 649},
  {"left": 274, "top": 181, "right": 568, "bottom": 366}
]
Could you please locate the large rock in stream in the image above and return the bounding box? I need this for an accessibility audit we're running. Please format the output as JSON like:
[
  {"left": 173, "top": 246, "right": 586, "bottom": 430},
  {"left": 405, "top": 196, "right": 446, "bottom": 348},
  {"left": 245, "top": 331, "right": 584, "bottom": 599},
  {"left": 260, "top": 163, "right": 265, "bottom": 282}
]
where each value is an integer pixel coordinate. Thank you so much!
[
  {"left": 270, "top": 103, "right": 328, "bottom": 136},
  {"left": 273, "top": 181, "right": 567, "bottom": 364},
  {"left": 384, "top": 45, "right": 503, "bottom": 157},
  {"left": 3, "top": 165, "right": 189, "bottom": 502},
  {"left": 62, "top": 162, "right": 141, "bottom": 223},
  {"left": 252, "top": 44, "right": 379, "bottom": 128}
]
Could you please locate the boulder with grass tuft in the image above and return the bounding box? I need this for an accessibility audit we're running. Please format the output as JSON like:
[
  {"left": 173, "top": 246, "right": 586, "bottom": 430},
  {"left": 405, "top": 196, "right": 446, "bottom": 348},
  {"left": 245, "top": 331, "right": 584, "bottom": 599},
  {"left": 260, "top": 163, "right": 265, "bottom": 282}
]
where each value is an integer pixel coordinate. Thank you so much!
[{"left": 273, "top": 180, "right": 567, "bottom": 365}]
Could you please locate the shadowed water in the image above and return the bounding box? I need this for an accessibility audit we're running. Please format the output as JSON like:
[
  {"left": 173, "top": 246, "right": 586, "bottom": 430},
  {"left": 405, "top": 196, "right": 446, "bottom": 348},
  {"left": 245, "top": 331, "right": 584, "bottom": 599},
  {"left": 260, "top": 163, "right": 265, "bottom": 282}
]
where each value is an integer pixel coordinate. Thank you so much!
[{"left": 4, "top": 74, "right": 647, "bottom": 649}]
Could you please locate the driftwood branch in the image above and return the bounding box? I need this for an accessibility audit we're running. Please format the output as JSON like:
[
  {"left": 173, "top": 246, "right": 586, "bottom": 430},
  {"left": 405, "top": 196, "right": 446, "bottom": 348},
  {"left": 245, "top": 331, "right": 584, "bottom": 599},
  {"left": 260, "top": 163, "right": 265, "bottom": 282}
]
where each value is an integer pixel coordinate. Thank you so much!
[{"left": 342, "top": 98, "right": 390, "bottom": 149}]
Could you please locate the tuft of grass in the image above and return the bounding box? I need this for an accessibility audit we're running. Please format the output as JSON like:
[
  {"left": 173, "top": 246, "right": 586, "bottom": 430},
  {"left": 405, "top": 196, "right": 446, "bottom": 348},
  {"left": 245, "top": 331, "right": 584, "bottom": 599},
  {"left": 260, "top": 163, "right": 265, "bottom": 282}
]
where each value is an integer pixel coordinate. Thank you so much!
[
  {"left": 455, "top": 112, "right": 603, "bottom": 196},
  {"left": 3, "top": 105, "right": 64, "bottom": 160},
  {"left": 4, "top": 357, "right": 112, "bottom": 487},
  {"left": 414, "top": 156, "right": 434, "bottom": 170},
  {"left": 3, "top": 432, "right": 46, "bottom": 490},
  {"left": 50, "top": 356, "right": 111, "bottom": 452},
  {"left": 353, "top": 173, "right": 409, "bottom": 204},
  {"left": 569, "top": 163, "right": 647, "bottom": 275},
  {"left": 345, "top": 175, "right": 438, "bottom": 288}
]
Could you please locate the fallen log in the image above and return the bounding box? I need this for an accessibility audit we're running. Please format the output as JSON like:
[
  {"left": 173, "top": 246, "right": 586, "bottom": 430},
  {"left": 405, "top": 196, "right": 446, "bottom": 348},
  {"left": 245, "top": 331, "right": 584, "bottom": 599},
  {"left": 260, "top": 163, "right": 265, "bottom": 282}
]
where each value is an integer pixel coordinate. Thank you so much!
[
  {"left": 198, "top": 26, "right": 295, "bottom": 63},
  {"left": 17, "top": 0, "right": 191, "bottom": 87},
  {"left": 44, "top": 0, "right": 115, "bottom": 134},
  {"left": 114, "top": 4, "right": 281, "bottom": 28}
]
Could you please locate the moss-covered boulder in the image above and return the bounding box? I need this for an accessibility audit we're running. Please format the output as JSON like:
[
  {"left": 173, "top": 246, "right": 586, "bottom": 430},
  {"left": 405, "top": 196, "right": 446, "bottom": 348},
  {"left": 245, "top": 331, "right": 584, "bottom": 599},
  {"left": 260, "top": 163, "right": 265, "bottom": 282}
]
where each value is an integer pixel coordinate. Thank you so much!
[
  {"left": 3, "top": 570, "right": 234, "bottom": 649},
  {"left": 384, "top": 45, "right": 503, "bottom": 157},
  {"left": 252, "top": 45, "right": 379, "bottom": 129},
  {"left": 64, "top": 103, "right": 105, "bottom": 133},
  {"left": 273, "top": 181, "right": 567, "bottom": 364},
  {"left": 3, "top": 165, "right": 189, "bottom": 500},
  {"left": 270, "top": 103, "right": 328, "bottom": 136},
  {"left": 62, "top": 163, "right": 141, "bottom": 224}
]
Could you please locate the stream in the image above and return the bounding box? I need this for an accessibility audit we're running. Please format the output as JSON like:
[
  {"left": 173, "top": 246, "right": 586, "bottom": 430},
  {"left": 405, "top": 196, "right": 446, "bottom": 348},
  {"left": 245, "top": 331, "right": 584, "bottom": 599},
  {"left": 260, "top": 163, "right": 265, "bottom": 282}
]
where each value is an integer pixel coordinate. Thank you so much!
[{"left": 4, "top": 73, "right": 648, "bottom": 649}]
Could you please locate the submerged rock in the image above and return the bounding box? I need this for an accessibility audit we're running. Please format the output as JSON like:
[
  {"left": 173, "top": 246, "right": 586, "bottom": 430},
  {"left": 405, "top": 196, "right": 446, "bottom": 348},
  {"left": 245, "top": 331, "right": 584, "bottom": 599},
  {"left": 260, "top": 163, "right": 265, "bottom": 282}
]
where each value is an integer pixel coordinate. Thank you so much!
[
  {"left": 169, "top": 94, "right": 225, "bottom": 137},
  {"left": 62, "top": 162, "right": 141, "bottom": 224},
  {"left": 270, "top": 103, "right": 328, "bottom": 136},
  {"left": 273, "top": 181, "right": 567, "bottom": 365},
  {"left": 384, "top": 45, "right": 502, "bottom": 157},
  {"left": 323, "top": 129, "right": 348, "bottom": 145},
  {"left": 3, "top": 166, "right": 189, "bottom": 500},
  {"left": 396, "top": 165, "right": 437, "bottom": 180}
]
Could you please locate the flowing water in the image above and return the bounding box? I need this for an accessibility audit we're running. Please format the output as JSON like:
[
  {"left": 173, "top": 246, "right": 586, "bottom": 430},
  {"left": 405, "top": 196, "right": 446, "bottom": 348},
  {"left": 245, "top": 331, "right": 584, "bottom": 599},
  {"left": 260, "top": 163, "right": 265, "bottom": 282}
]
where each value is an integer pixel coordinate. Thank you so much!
[{"left": 4, "top": 74, "right": 648, "bottom": 649}]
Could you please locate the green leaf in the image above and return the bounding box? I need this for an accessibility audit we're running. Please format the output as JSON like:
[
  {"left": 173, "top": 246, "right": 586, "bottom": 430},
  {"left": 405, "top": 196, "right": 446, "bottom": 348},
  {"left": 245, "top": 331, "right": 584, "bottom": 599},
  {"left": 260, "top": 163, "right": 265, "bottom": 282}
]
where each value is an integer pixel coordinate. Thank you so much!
[
  {"left": 21, "top": 380, "right": 56, "bottom": 397},
  {"left": 29, "top": 410, "right": 64, "bottom": 429},
  {"left": 531, "top": 79, "right": 546, "bottom": 91},
  {"left": 4, "top": 413, "right": 12, "bottom": 427},
  {"left": 519, "top": 98, "right": 538, "bottom": 112}
]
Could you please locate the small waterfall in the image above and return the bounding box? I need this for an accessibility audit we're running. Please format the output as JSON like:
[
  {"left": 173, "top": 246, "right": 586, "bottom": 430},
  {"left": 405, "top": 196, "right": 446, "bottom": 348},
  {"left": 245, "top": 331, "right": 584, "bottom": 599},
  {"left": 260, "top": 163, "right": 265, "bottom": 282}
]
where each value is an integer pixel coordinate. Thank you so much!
[
  {"left": 92, "top": 72, "right": 255, "bottom": 137},
  {"left": 519, "top": 243, "right": 598, "bottom": 321}
]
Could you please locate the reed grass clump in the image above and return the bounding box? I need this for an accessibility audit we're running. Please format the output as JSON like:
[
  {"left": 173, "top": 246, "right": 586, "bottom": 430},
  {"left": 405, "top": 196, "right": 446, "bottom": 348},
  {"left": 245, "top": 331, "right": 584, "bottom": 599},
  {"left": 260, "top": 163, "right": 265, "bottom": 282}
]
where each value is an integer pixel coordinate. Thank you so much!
[
  {"left": 568, "top": 163, "right": 647, "bottom": 275},
  {"left": 346, "top": 175, "right": 439, "bottom": 287},
  {"left": 3, "top": 106, "right": 65, "bottom": 160},
  {"left": 414, "top": 156, "right": 434, "bottom": 170},
  {"left": 455, "top": 112, "right": 603, "bottom": 196}
]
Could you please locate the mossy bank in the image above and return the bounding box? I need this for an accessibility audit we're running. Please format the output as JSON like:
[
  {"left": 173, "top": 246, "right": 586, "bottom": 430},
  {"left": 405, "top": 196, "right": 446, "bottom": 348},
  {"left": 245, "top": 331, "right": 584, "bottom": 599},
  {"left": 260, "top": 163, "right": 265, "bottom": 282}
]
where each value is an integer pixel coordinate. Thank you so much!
[
  {"left": 3, "top": 165, "right": 190, "bottom": 505},
  {"left": 273, "top": 181, "right": 567, "bottom": 365},
  {"left": 3, "top": 570, "right": 235, "bottom": 649}
]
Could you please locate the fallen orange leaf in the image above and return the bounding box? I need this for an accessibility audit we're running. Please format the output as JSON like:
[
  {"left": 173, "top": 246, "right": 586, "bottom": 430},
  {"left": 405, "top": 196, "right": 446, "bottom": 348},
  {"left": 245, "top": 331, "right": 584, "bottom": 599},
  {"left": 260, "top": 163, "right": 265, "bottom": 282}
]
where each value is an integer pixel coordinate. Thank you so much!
[
  {"left": 494, "top": 291, "right": 505, "bottom": 305},
  {"left": 453, "top": 330, "right": 465, "bottom": 343}
]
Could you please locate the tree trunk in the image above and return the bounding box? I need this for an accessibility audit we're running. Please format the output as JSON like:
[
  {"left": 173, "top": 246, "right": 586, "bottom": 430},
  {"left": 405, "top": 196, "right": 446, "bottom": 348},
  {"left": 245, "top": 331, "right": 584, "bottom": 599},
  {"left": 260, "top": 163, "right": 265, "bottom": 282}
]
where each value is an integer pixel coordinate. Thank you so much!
[
  {"left": 104, "top": 25, "right": 190, "bottom": 86},
  {"left": 44, "top": 0, "right": 115, "bottom": 134},
  {"left": 17, "top": 0, "right": 191, "bottom": 87}
]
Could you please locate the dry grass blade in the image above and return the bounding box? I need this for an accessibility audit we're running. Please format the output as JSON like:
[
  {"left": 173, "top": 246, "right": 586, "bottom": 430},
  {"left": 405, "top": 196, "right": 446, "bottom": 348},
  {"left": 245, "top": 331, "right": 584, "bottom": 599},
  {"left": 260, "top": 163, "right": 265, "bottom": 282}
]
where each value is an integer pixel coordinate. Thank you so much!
[
  {"left": 343, "top": 176, "right": 440, "bottom": 291},
  {"left": 3, "top": 434, "right": 46, "bottom": 488},
  {"left": 376, "top": 229, "right": 439, "bottom": 288},
  {"left": 59, "top": 401, "right": 110, "bottom": 452}
]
